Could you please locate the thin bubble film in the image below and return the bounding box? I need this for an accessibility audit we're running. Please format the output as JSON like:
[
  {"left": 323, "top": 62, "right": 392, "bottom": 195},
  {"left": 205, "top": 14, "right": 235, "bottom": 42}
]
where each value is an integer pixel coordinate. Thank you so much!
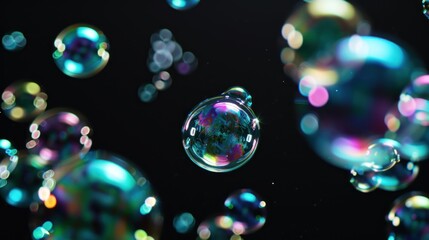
[
  {"left": 26, "top": 108, "right": 93, "bottom": 168},
  {"left": 349, "top": 168, "right": 380, "bottom": 193},
  {"left": 2, "top": 31, "right": 26, "bottom": 51},
  {"left": 224, "top": 188, "right": 267, "bottom": 234},
  {"left": 375, "top": 159, "right": 419, "bottom": 191},
  {"left": 0, "top": 150, "right": 51, "bottom": 208},
  {"left": 386, "top": 191, "right": 429, "bottom": 239},
  {"left": 295, "top": 35, "right": 426, "bottom": 170},
  {"left": 182, "top": 87, "right": 260, "bottom": 172},
  {"left": 385, "top": 74, "right": 429, "bottom": 162},
  {"left": 1, "top": 80, "right": 48, "bottom": 122},
  {"left": 280, "top": 0, "right": 370, "bottom": 82},
  {"left": 53, "top": 23, "right": 110, "bottom": 78},
  {"left": 29, "top": 150, "right": 164, "bottom": 240},
  {"left": 362, "top": 138, "right": 401, "bottom": 172},
  {"left": 166, "top": 0, "right": 200, "bottom": 11}
]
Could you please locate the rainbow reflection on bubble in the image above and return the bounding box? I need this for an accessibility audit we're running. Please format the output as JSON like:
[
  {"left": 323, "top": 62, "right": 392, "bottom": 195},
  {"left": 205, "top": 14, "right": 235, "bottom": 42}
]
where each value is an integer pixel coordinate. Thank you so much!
[
  {"left": 197, "top": 215, "right": 243, "bottom": 240},
  {"left": 182, "top": 87, "right": 260, "bottom": 172},
  {"left": 224, "top": 188, "right": 267, "bottom": 234},
  {"left": 53, "top": 23, "right": 110, "bottom": 78},
  {"left": 386, "top": 191, "right": 429, "bottom": 239},
  {"left": 1, "top": 80, "right": 48, "bottom": 122},
  {"left": 29, "top": 150, "right": 164, "bottom": 240},
  {"left": 26, "top": 108, "right": 93, "bottom": 168}
]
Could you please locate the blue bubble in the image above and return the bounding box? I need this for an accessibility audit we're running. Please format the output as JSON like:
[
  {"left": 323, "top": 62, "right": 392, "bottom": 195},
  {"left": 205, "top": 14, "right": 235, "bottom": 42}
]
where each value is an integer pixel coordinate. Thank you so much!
[
  {"left": 166, "top": 0, "right": 200, "bottom": 11},
  {"left": 173, "top": 212, "right": 195, "bottom": 234}
]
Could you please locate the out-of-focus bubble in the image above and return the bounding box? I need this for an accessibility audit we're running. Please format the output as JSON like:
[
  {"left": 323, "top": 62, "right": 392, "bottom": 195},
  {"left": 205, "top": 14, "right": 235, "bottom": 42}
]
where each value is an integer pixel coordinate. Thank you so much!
[
  {"left": 173, "top": 212, "right": 195, "bottom": 234},
  {"left": 196, "top": 215, "right": 244, "bottom": 240},
  {"left": 280, "top": 0, "right": 371, "bottom": 81},
  {"left": 1, "top": 80, "right": 48, "bottom": 122},
  {"left": 386, "top": 191, "right": 429, "bottom": 239},
  {"left": 138, "top": 83, "right": 158, "bottom": 103},
  {"left": 26, "top": 108, "right": 93, "bottom": 168},
  {"left": 175, "top": 51, "right": 198, "bottom": 75},
  {"left": 2, "top": 31, "right": 27, "bottom": 51},
  {"left": 224, "top": 189, "right": 267, "bottom": 234},
  {"left": 423, "top": 0, "right": 429, "bottom": 19},
  {"left": 166, "top": 0, "right": 200, "bottom": 11},
  {"left": 361, "top": 138, "right": 401, "bottom": 172},
  {"left": 0, "top": 150, "right": 52, "bottom": 208},
  {"left": 349, "top": 168, "right": 380, "bottom": 193},
  {"left": 295, "top": 35, "right": 426, "bottom": 170},
  {"left": 375, "top": 159, "right": 419, "bottom": 191},
  {"left": 0, "top": 139, "right": 18, "bottom": 188},
  {"left": 148, "top": 29, "right": 184, "bottom": 73},
  {"left": 152, "top": 71, "right": 173, "bottom": 91},
  {"left": 182, "top": 86, "right": 260, "bottom": 172},
  {"left": 29, "top": 150, "right": 164, "bottom": 240},
  {"left": 385, "top": 74, "right": 429, "bottom": 162},
  {"left": 53, "top": 23, "right": 110, "bottom": 78}
]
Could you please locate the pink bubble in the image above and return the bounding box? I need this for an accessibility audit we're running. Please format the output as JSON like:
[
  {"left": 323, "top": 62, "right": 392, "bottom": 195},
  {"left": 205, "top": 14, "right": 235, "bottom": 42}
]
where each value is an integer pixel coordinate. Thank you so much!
[{"left": 308, "top": 86, "right": 329, "bottom": 107}]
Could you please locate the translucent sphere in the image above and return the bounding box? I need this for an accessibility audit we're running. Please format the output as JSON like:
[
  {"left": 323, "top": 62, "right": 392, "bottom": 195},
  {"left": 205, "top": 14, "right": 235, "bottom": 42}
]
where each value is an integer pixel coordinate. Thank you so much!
[
  {"left": 166, "top": 0, "right": 200, "bottom": 11},
  {"left": 26, "top": 108, "right": 93, "bottom": 168},
  {"left": 386, "top": 191, "right": 429, "bottom": 239},
  {"left": 182, "top": 87, "right": 260, "bottom": 172},
  {"left": 362, "top": 138, "right": 401, "bottom": 172},
  {"left": 1, "top": 80, "right": 48, "bottom": 122},
  {"left": 196, "top": 215, "right": 242, "bottom": 240},
  {"left": 0, "top": 139, "right": 18, "bottom": 189},
  {"left": 29, "top": 150, "right": 164, "bottom": 240},
  {"left": 2, "top": 31, "right": 27, "bottom": 51},
  {"left": 53, "top": 23, "right": 110, "bottom": 78},
  {"left": 173, "top": 212, "right": 195, "bottom": 234},
  {"left": 224, "top": 188, "right": 267, "bottom": 234}
]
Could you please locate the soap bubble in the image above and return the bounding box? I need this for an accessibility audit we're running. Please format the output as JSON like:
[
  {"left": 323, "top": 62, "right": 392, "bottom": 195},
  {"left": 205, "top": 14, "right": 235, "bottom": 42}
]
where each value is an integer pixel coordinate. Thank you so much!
[
  {"left": 166, "top": 0, "right": 200, "bottom": 11},
  {"left": 173, "top": 212, "right": 195, "bottom": 234},
  {"left": 182, "top": 87, "right": 260, "bottom": 172},
  {"left": 196, "top": 215, "right": 243, "bottom": 239},
  {"left": 2, "top": 31, "right": 26, "bottom": 51}
]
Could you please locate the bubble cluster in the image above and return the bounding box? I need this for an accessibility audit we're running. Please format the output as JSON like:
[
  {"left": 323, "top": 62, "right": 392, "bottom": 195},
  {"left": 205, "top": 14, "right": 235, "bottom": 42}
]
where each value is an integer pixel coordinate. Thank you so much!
[
  {"left": 1, "top": 80, "right": 48, "bottom": 122},
  {"left": 386, "top": 191, "right": 429, "bottom": 239},
  {"left": 182, "top": 87, "right": 260, "bottom": 172},
  {"left": 29, "top": 150, "right": 164, "bottom": 240},
  {"left": 2, "top": 31, "right": 26, "bottom": 51},
  {"left": 53, "top": 23, "right": 110, "bottom": 78},
  {"left": 26, "top": 108, "right": 93, "bottom": 168},
  {"left": 173, "top": 212, "right": 195, "bottom": 234},
  {"left": 166, "top": 0, "right": 200, "bottom": 11},
  {"left": 0, "top": 139, "right": 19, "bottom": 189}
]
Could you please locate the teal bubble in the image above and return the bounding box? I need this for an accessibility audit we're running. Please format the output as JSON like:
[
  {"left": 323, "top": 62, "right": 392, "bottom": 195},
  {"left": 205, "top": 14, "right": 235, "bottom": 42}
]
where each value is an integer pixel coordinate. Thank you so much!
[
  {"left": 362, "top": 138, "right": 401, "bottom": 172},
  {"left": 295, "top": 35, "right": 426, "bottom": 170},
  {"left": 2, "top": 31, "right": 26, "bottom": 51},
  {"left": 53, "top": 23, "right": 110, "bottom": 78},
  {"left": 166, "top": 0, "right": 200, "bottom": 11},
  {"left": 29, "top": 150, "right": 164, "bottom": 240},
  {"left": 224, "top": 188, "right": 267, "bottom": 234},
  {"left": 173, "top": 212, "right": 195, "bottom": 234},
  {"left": 196, "top": 215, "right": 243, "bottom": 240},
  {"left": 182, "top": 87, "right": 260, "bottom": 172},
  {"left": 349, "top": 168, "right": 380, "bottom": 193},
  {"left": 386, "top": 191, "right": 429, "bottom": 239},
  {"left": 1, "top": 80, "right": 48, "bottom": 122},
  {"left": 423, "top": 0, "right": 429, "bottom": 19}
]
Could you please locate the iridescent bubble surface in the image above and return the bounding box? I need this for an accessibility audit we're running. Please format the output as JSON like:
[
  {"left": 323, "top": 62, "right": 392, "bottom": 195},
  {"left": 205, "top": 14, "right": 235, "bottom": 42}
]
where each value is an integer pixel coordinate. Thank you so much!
[
  {"left": 1, "top": 80, "right": 48, "bottom": 122},
  {"left": 196, "top": 215, "right": 243, "bottom": 240},
  {"left": 295, "top": 35, "right": 426, "bottom": 170},
  {"left": 174, "top": 51, "right": 198, "bottom": 75},
  {"left": 26, "top": 108, "right": 93, "bottom": 167},
  {"left": 0, "top": 150, "right": 52, "bottom": 207},
  {"left": 423, "top": 0, "right": 429, "bottom": 19},
  {"left": 2, "top": 31, "right": 26, "bottom": 51},
  {"left": 362, "top": 138, "right": 401, "bottom": 172},
  {"left": 224, "top": 188, "right": 267, "bottom": 234},
  {"left": 375, "top": 159, "right": 419, "bottom": 191},
  {"left": 29, "top": 150, "right": 164, "bottom": 240},
  {"left": 280, "top": 0, "right": 370, "bottom": 82},
  {"left": 0, "top": 139, "right": 18, "bottom": 189},
  {"left": 349, "top": 168, "right": 380, "bottom": 193},
  {"left": 386, "top": 191, "right": 429, "bottom": 239},
  {"left": 166, "top": 0, "right": 200, "bottom": 11},
  {"left": 385, "top": 74, "right": 429, "bottom": 161},
  {"left": 53, "top": 23, "right": 110, "bottom": 78},
  {"left": 182, "top": 87, "right": 260, "bottom": 172}
]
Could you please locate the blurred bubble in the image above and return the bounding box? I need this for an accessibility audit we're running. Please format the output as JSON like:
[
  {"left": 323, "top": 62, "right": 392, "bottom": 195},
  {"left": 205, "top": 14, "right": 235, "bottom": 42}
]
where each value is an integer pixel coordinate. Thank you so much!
[
  {"left": 2, "top": 31, "right": 26, "bottom": 51},
  {"left": 196, "top": 215, "right": 244, "bottom": 240},
  {"left": 148, "top": 29, "right": 184, "bottom": 73},
  {"left": 224, "top": 188, "right": 267, "bottom": 234},
  {"left": 53, "top": 23, "right": 110, "bottom": 78},
  {"left": 375, "top": 159, "right": 419, "bottom": 191},
  {"left": 361, "top": 138, "right": 401, "bottom": 172},
  {"left": 166, "top": 0, "right": 200, "bottom": 11},
  {"left": 349, "top": 167, "right": 380, "bottom": 193},
  {"left": 423, "top": 0, "right": 429, "bottom": 19},
  {"left": 1, "top": 80, "right": 48, "bottom": 122},
  {"left": 26, "top": 108, "right": 93, "bottom": 168},
  {"left": 386, "top": 191, "right": 429, "bottom": 239},
  {"left": 182, "top": 87, "right": 260, "bottom": 172},
  {"left": 29, "top": 150, "right": 164, "bottom": 240},
  {"left": 385, "top": 74, "right": 429, "bottom": 162},
  {"left": 280, "top": 0, "right": 371, "bottom": 81},
  {"left": 0, "top": 139, "right": 18, "bottom": 188},
  {"left": 295, "top": 35, "right": 426, "bottom": 170},
  {"left": 0, "top": 150, "right": 52, "bottom": 208},
  {"left": 152, "top": 71, "right": 173, "bottom": 91},
  {"left": 173, "top": 212, "right": 195, "bottom": 234},
  {"left": 138, "top": 83, "right": 158, "bottom": 103},
  {"left": 175, "top": 51, "right": 198, "bottom": 75}
]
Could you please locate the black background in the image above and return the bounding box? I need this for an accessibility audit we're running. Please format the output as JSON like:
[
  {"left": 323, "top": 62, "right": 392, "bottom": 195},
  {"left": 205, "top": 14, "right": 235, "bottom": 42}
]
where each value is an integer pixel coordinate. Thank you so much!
[{"left": 1, "top": 0, "right": 429, "bottom": 239}]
